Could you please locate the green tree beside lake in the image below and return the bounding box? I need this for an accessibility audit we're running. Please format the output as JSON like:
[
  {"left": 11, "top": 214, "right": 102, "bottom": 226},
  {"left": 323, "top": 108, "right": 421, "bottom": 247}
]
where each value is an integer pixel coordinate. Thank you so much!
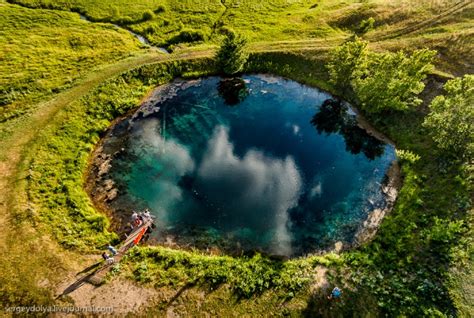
[
  {"left": 423, "top": 74, "right": 474, "bottom": 161},
  {"left": 215, "top": 31, "right": 249, "bottom": 75},
  {"left": 352, "top": 48, "right": 435, "bottom": 113},
  {"left": 328, "top": 39, "right": 436, "bottom": 113},
  {"left": 327, "top": 37, "right": 368, "bottom": 91}
]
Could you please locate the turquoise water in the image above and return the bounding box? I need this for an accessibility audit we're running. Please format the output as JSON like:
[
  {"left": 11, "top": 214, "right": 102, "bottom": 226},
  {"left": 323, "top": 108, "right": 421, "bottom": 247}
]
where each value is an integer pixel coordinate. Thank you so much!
[{"left": 106, "top": 75, "right": 395, "bottom": 256}]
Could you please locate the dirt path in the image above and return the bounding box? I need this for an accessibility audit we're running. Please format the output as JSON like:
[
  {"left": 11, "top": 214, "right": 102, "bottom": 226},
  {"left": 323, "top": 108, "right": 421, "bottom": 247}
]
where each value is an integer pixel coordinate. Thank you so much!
[{"left": 369, "top": 0, "right": 473, "bottom": 41}]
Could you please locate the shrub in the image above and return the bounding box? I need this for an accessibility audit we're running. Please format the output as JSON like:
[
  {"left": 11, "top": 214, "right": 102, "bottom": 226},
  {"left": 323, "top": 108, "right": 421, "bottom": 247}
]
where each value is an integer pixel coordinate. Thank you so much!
[
  {"left": 167, "top": 29, "right": 206, "bottom": 45},
  {"left": 142, "top": 10, "right": 155, "bottom": 21},
  {"left": 327, "top": 37, "right": 368, "bottom": 91},
  {"left": 218, "top": 26, "right": 234, "bottom": 36},
  {"left": 215, "top": 31, "right": 249, "bottom": 75},
  {"left": 423, "top": 75, "right": 474, "bottom": 161},
  {"left": 352, "top": 49, "right": 435, "bottom": 113},
  {"left": 396, "top": 149, "right": 421, "bottom": 164},
  {"left": 356, "top": 17, "right": 375, "bottom": 35},
  {"left": 328, "top": 39, "right": 436, "bottom": 113},
  {"left": 154, "top": 5, "right": 166, "bottom": 13},
  {"left": 117, "top": 16, "right": 134, "bottom": 25}
]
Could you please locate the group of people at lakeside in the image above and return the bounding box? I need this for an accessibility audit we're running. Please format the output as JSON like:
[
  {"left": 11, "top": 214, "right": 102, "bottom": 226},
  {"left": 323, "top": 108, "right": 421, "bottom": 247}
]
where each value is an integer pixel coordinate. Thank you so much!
[
  {"left": 98, "top": 209, "right": 345, "bottom": 303},
  {"left": 101, "top": 209, "right": 155, "bottom": 264},
  {"left": 101, "top": 245, "right": 118, "bottom": 264},
  {"left": 130, "top": 209, "right": 153, "bottom": 228}
]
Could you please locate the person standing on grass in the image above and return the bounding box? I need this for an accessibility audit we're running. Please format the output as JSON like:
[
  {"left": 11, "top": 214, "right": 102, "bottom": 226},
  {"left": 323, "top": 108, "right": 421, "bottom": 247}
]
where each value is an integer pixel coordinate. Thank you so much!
[
  {"left": 328, "top": 287, "right": 342, "bottom": 300},
  {"left": 107, "top": 245, "right": 118, "bottom": 256}
]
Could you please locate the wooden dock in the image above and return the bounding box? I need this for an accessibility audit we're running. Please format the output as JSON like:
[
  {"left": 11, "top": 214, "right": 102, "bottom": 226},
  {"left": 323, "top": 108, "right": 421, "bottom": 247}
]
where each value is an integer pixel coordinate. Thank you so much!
[{"left": 87, "top": 218, "right": 154, "bottom": 285}]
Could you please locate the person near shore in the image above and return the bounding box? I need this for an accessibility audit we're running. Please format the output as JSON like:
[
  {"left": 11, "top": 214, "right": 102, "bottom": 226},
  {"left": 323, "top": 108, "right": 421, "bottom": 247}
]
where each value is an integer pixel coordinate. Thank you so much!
[
  {"left": 327, "top": 287, "right": 342, "bottom": 300},
  {"left": 101, "top": 252, "right": 114, "bottom": 264},
  {"left": 131, "top": 211, "right": 138, "bottom": 223},
  {"left": 107, "top": 245, "right": 118, "bottom": 256},
  {"left": 134, "top": 217, "right": 142, "bottom": 227},
  {"left": 143, "top": 209, "right": 151, "bottom": 219}
]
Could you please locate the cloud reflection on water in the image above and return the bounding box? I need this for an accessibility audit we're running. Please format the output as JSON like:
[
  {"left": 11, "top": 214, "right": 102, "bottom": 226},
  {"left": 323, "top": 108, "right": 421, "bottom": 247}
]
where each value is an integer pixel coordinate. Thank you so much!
[
  {"left": 130, "top": 122, "right": 302, "bottom": 255},
  {"left": 196, "top": 126, "right": 302, "bottom": 255},
  {"left": 128, "top": 119, "right": 195, "bottom": 222}
]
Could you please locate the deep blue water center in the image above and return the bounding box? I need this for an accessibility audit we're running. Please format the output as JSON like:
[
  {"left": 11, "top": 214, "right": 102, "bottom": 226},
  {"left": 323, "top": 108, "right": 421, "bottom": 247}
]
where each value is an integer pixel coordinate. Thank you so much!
[{"left": 107, "top": 75, "right": 395, "bottom": 256}]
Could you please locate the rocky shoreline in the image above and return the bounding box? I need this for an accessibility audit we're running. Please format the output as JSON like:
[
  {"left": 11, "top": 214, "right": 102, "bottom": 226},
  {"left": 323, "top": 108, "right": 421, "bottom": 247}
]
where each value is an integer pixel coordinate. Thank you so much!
[{"left": 353, "top": 160, "right": 401, "bottom": 246}]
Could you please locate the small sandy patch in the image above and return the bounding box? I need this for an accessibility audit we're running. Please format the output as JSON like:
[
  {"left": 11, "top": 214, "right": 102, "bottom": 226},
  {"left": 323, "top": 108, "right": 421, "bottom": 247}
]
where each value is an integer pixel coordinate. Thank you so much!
[
  {"left": 56, "top": 277, "right": 160, "bottom": 316},
  {"left": 310, "top": 266, "right": 329, "bottom": 293}
]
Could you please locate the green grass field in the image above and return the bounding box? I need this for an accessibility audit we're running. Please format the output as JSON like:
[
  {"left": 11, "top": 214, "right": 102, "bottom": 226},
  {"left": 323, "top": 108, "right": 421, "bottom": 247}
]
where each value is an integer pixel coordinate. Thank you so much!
[
  {"left": 0, "top": 0, "right": 472, "bottom": 316},
  {"left": 0, "top": 2, "right": 143, "bottom": 130}
]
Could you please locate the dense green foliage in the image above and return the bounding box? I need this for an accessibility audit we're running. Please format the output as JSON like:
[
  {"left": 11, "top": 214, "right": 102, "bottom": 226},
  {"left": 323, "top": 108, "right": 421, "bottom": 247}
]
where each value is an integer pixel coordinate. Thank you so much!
[
  {"left": 352, "top": 49, "right": 435, "bottom": 113},
  {"left": 423, "top": 75, "right": 474, "bottom": 161},
  {"left": 0, "top": 3, "right": 142, "bottom": 125},
  {"left": 328, "top": 38, "right": 436, "bottom": 113},
  {"left": 122, "top": 246, "right": 341, "bottom": 299},
  {"left": 215, "top": 31, "right": 249, "bottom": 75},
  {"left": 327, "top": 38, "right": 368, "bottom": 91},
  {"left": 356, "top": 17, "right": 375, "bottom": 35}
]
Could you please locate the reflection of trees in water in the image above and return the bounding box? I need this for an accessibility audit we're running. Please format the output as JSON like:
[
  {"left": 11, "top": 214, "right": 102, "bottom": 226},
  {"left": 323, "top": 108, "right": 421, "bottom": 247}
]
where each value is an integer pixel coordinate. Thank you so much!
[
  {"left": 217, "top": 77, "right": 249, "bottom": 106},
  {"left": 311, "top": 99, "right": 385, "bottom": 160}
]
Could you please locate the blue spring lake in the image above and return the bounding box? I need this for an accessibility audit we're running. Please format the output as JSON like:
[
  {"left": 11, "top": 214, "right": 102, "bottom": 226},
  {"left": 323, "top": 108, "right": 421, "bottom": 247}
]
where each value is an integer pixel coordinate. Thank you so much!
[{"left": 105, "top": 75, "right": 395, "bottom": 256}]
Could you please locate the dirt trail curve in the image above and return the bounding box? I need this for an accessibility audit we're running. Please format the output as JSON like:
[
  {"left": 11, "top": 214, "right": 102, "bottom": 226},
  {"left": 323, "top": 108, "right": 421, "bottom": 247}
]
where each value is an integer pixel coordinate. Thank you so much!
[{"left": 370, "top": 0, "right": 473, "bottom": 41}]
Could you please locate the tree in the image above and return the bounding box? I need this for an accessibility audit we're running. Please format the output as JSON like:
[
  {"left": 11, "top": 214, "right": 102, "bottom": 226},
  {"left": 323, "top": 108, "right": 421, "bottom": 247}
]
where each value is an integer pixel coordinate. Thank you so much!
[
  {"left": 327, "top": 37, "right": 368, "bottom": 90},
  {"left": 352, "top": 49, "right": 436, "bottom": 113},
  {"left": 215, "top": 31, "right": 249, "bottom": 75},
  {"left": 422, "top": 75, "right": 474, "bottom": 160},
  {"left": 328, "top": 39, "right": 436, "bottom": 113}
]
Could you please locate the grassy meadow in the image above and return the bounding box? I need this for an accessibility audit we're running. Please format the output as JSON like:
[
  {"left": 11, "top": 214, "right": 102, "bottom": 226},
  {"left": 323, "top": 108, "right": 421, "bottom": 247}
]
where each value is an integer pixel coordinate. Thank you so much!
[
  {"left": 0, "top": 0, "right": 472, "bottom": 316},
  {"left": 0, "top": 1, "right": 143, "bottom": 135}
]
